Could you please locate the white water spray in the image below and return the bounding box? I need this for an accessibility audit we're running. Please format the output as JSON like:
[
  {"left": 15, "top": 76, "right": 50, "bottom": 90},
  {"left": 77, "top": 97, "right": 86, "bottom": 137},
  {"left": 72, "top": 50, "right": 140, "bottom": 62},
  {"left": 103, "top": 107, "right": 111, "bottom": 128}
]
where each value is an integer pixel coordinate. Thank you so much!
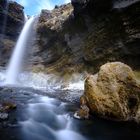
[{"left": 6, "top": 17, "right": 35, "bottom": 85}]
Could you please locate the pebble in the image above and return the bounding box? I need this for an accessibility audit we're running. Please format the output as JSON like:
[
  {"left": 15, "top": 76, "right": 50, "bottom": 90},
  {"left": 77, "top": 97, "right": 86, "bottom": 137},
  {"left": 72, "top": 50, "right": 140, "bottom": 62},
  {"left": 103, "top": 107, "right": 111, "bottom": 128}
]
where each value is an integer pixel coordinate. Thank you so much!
[
  {"left": 74, "top": 112, "right": 81, "bottom": 119},
  {"left": 0, "top": 113, "right": 8, "bottom": 120}
]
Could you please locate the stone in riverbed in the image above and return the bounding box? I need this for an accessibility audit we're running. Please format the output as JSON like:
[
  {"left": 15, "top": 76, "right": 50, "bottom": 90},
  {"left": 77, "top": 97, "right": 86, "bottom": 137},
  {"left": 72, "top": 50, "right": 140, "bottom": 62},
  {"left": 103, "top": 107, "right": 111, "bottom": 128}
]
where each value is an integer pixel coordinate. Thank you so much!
[
  {"left": 74, "top": 104, "right": 89, "bottom": 119},
  {"left": 2, "top": 102, "right": 17, "bottom": 112},
  {"left": 0, "top": 102, "right": 17, "bottom": 113},
  {"left": 79, "top": 62, "right": 140, "bottom": 122},
  {"left": 74, "top": 95, "right": 90, "bottom": 119},
  {"left": 0, "top": 113, "right": 8, "bottom": 120},
  {"left": 2, "top": 87, "right": 13, "bottom": 93}
]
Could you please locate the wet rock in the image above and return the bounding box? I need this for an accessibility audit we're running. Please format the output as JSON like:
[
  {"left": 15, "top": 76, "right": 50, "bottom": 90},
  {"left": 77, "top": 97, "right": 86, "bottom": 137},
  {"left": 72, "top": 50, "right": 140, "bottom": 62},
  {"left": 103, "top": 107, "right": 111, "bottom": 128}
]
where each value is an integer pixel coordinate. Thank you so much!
[
  {"left": 0, "top": 113, "right": 8, "bottom": 120},
  {"left": 0, "top": 87, "right": 4, "bottom": 91},
  {"left": 74, "top": 105, "right": 89, "bottom": 119},
  {"left": 0, "top": 0, "right": 8, "bottom": 8},
  {"left": 2, "top": 102, "right": 17, "bottom": 111},
  {"left": 0, "top": 0, "right": 24, "bottom": 36},
  {"left": 0, "top": 0, "right": 24, "bottom": 66},
  {"left": 74, "top": 95, "right": 89, "bottom": 119},
  {"left": 81, "top": 62, "right": 140, "bottom": 122},
  {"left": 2, "top": 88, "right": 13, "bottom": 93},
  {"left": 0, "top": 102, "right": 16, "bottom": 113}
]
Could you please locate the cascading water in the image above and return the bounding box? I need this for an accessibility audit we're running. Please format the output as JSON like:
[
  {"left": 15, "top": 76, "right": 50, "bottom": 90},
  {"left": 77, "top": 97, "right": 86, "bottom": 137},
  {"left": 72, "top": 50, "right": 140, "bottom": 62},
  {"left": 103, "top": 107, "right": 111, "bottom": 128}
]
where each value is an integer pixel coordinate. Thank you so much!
[
  {"left": 6, "top": 16, "right": 35, "bottom": 85},
  {"left": 20, "top": 95, "right": 86, "bottom": 140}
]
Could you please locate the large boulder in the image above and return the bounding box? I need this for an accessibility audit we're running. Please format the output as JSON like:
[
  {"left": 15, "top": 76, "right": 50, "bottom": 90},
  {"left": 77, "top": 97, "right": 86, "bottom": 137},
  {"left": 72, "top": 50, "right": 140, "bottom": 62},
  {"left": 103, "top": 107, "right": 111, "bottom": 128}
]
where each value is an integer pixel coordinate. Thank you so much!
[{"left": 80, "top": 62, "right": 140, "bottom": 122}]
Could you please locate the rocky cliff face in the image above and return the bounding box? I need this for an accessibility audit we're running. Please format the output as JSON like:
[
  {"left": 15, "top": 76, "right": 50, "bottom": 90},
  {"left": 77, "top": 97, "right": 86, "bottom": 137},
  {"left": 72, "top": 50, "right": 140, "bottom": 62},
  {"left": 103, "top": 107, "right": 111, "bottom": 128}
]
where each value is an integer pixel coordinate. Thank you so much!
[
  {"left": 0, "top": 0, "right": 24, "bottom": 66},
  {"left": 35, "top": 0, "right": 140, "bottom": 75}
]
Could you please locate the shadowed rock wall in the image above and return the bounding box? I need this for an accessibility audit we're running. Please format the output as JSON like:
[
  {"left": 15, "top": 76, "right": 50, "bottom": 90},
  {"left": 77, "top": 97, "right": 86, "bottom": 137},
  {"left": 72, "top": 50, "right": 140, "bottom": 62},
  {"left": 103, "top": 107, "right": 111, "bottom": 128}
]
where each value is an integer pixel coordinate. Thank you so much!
[
  {"left": 35, "top": 0, "right": 140, "bottom": 75},
  {"left": 0, "top": 0, "right": 24, "bottom": 66}
]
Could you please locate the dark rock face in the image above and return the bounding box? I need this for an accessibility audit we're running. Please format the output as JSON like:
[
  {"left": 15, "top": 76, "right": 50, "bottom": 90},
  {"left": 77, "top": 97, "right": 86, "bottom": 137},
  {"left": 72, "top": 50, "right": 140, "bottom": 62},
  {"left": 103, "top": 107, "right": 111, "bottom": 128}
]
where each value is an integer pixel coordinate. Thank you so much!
[
  {"left": 72, "top": 0, "right": 113, "bottom": 15},
  {"left": 0, "top": 0, "right": 24, "bottom": 66},
  {"left": 35, "top": 0, "right": 140, "bottom": 74}
]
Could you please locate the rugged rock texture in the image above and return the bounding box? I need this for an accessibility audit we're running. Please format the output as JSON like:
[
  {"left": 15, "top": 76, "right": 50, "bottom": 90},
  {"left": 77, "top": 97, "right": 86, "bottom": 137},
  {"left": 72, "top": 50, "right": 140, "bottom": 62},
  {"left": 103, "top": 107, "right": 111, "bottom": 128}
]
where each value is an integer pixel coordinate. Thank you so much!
[
  {"left": 34, "top": 4, "right": 75, "bottom": 74},
  {"left": 35, "top": 0, "right": 140, "bottom": 75},
  {"left": 80, "top": 62, "right": 140, "bottom": 122},
  {"left": 0, "top": 0, "right": 24, "bottom": 66}
]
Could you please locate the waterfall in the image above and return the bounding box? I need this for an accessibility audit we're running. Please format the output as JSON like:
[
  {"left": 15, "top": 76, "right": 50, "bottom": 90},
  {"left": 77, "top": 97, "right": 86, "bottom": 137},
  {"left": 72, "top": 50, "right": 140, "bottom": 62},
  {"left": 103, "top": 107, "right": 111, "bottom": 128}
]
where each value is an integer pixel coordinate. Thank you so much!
[
  {"left": 6, "top": 16, "right": 35, "bottom": 85},
  {"left": 24, "top": 14, "right": 28, "bottom": 22}
]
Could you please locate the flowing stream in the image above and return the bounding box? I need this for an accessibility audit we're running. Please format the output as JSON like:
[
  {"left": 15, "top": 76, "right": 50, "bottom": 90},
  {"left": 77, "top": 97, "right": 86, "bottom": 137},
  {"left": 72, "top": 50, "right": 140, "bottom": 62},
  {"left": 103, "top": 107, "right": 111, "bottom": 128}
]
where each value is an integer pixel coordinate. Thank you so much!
[{"left": 20, "top": 95, "right": 86, "bottom": 140}]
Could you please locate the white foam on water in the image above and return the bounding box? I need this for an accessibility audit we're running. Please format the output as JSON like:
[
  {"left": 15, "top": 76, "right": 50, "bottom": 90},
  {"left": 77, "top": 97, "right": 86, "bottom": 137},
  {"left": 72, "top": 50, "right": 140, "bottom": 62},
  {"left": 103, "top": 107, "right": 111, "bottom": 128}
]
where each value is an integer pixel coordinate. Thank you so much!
[
  {"left": 18, "top": 72, "right": 61, "bottom": 90},
  {"left": 63, "top": 81, "right": 84, "bottom": 90},
  {"left": 0, "top": 70, "right": 85, "bottom": 91}
]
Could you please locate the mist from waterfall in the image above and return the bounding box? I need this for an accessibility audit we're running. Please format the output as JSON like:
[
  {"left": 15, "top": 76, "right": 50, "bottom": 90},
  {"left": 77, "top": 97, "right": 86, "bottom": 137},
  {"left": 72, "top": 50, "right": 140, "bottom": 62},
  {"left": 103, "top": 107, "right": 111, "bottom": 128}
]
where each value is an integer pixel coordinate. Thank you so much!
[{"left": 6, "top": 16, "right": 35, "bottom": 85}]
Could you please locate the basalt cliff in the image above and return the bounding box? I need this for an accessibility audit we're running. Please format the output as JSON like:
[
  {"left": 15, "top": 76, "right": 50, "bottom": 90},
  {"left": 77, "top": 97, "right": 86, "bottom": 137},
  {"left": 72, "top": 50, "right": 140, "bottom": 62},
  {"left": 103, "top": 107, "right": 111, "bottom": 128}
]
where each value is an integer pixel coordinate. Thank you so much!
[
  {"left": 0, "top": 0, "right": 24, "bottom": 66},
  {"left": 0, "top": 0, "right": 140, "bottom": 75},
  {"left": 32, "top": 0, "right": 140, "bottom": 75}
]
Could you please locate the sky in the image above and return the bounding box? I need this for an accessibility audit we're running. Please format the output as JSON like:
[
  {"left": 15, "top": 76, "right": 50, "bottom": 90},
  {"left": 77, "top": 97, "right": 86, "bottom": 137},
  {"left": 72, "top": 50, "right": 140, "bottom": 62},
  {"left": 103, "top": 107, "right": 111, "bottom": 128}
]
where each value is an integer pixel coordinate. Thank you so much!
[{"left": 13, "top": 0, "right": 71, "bottom": 15}]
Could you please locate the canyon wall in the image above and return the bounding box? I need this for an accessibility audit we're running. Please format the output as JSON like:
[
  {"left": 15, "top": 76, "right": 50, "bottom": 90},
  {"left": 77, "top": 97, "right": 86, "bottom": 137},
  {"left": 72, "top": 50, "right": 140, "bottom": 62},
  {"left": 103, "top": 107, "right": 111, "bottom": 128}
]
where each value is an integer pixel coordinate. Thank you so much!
[
  {"left": 0, "top": 0, "right": 139, "bottom": 75},
  {"left": 0, "top": 0, "right": 24, "bottom": 66},
  {"left": 35, "top": 0, "right": 140, "bottom": 75}
]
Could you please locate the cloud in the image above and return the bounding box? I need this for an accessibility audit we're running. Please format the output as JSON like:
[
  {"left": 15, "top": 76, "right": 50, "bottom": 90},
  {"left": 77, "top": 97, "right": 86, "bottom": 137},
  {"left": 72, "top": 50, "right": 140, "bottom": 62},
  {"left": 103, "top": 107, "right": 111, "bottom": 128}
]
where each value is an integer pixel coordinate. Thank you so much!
[
  {"left": 35, "top": 0, "right": 71, "bottom": 13},
  {"left": 14, "top": 0, "right": 71, "bottom": 15},
  {"left": 17, "top": 0, "right": 28, "bottom": 7},
  {"left": 35, "top": 0, "right": 54, "bottom": 10},
  {"left": 64, "top": 0, "right": 71, "bottom": 3}
]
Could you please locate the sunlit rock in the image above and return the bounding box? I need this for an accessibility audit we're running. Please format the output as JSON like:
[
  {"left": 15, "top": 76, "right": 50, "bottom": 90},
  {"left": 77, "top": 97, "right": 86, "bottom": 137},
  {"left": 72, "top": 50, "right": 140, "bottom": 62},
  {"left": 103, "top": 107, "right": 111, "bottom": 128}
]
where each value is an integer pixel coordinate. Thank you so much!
[{"left": 81, "top": 62, "right": 140, "bottom": 122}]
